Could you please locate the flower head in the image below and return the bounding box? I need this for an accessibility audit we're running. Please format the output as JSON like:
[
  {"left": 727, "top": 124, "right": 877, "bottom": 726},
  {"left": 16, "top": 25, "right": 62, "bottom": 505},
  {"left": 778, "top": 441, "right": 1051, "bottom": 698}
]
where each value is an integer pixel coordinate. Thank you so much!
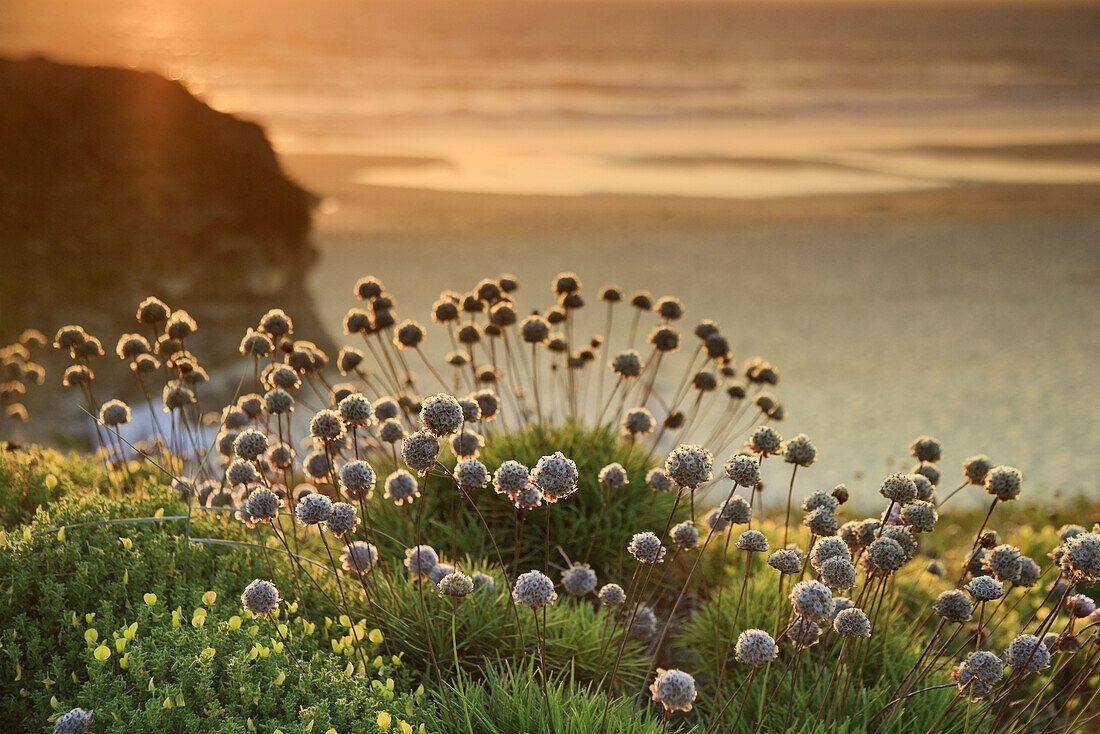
[
  {"left": 789, "top": 580, "right": 834, "bottom": 621},
  {"left": 561, "top": 564, "right": 598, "bottom": 596},
  {"left": 404, "top": 545, "right": 439, "bottom": 577},
  {"left": 736, "top": 629, "right": 778, "bottom": 666},
  {"left": 628, "top": 532, "right": 667, "bottom": 564},
  {"left": 664, "top": 444, "right": 713, "bottom": 488},
  {"left": 341, "top": 541, "right": 379, "bottom": 574},
  {"left": 531, "top": 452, "right": 579, "bottom": 501},
  {"left": 833, "top": 607, "right": 871, "bottom": 637},
  {"left": 598, "top": 583, "right": 626, "bottom": 607},
  {"left": 650, "top": 668, "right": 697, "bottom": 713},
  {"left": 241, "top": 579, "right": 280, "bottom": 617},
  {"left": 513, "top": 570, "right": 557, "bottom": 608}
]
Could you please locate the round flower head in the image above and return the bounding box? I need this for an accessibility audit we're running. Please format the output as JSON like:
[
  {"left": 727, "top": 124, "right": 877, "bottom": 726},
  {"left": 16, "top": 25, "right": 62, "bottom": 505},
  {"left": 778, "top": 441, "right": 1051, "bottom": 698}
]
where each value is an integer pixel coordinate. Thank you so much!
[
  {"left": 819, "top": 556, "right": 857, "bottom": 591},
  {"left": 1063, "top": 532, "right": 1100, "bottom": 581},
  {"left": 402, "top": 430, "right": 441, "bottom": 476},
  {"left": 664, "top": 444, "right": 713, "bottom": 488},
  {"left": 935, "top": 589, "right": 974, "bottom": 623},
  {"left": 341, "top": 541, "right": 378, "bottom": 574},
  {"left": 811, "top": 537, "right": 850, "bottom": 571},
  {"left": 901, "top": 500, "right": 938, "bottom": 533},
  {"left": 339, "top": 460, "right": 377, "bottom": 497},
  {"left": 746, "top": 426, "right": 782, "bottom": 456},
  {"left": 856, "top": 519, "right": 882, "bottom": 548},
  {"left": 1005, "top": 634, "right": 1050, "bottom": 672},
  {"left": 232, "top": 428, "right": 268, "bottom": 461},
  {"left": 983, "top": 544, "right": 1022, "bottom": 583},
  {"left": 906, "top": 474, "right": 933, "bottom": 503},
  {"left": 1059, "top": 524, "right": 1087, "bottom": 541},
  {"left": 965, "top": 650, "right": 1004, "bottom": 684},
  {"left": 227, "top": 459, "right": 259, "bottom": 487},
  {"left": 912, "top": 462, "right": 940, "bottom": 486},
  {"left": 648, "top": 325, "right": 680, "bottom": 353},
  {"left": 622, "top": 407, "right": 655, "bottom": 435},
  {"left": 879, "top": 473, "right": 917, "bottom": 504},
  {"left": 646, "top": 468, "right": 673, "bottom": 492},
  {"left": 610, "top": 350, "right": 643, "bottom": 379},
  {"left": 453, "top": 458, "right": 489, "bottom": 490},
  {"left": 428, "top": 563, "right": 457, "bottom": 585},
  {"left": 336, "top": 393, "right": 372, "bottom": 427},
  {"left": 309, "top": 409, "right": 345, "bottom": 444},
  {"left": 598, "top": 462, "right": 629, "bottom": 489},
  {"left": 469, "top": 389, "right": 500, "bottom": 421},
  {"left": 136, "top": 296, "right": 170, "bottom": 325},
  {"left": 513, "top": 570, "right": 557, "bottom": 608},
  {"left": 324, "top": 502, "right": 359, "bottom": 536},
  {"left": 962, "top": 454, "right": 993, "bottom": 486},
  {"left": 650, "top": 668, "right": 697, "bottom": 714},
  {"left": 1014, "top": 556, "right": 1041, "bottom": 588},
  {"left": 786, "top": 617, "right": 821, "bottom": 649},
  {"left": 598, "top": 583, "right": 626, "bottom": 607},
  {"left": 804, "top": 507, "right": 838, "bottom": 537},
  {"left": 241, "top": 579, "right": 280, "bottom": 617},
  {"left": 404, "top": 545, "right": 439, "bottom": 577},
  {"left": 303, "top": 451, "right": 334, "bottom": 482},
  {"left": 672, "top": 521, "right": 700, "bottom": 551},
  {"left": 531, "top": 451, "right": 579, "bottom": 501},
  {"left": 513, "top": 485, "right": 543, "bottom": 510},
  {"left": 163, "top": 383, "right": 196, "bottom": 411},
  {"left": 519, "top": 315, "right": 550, "bottom": 344},
  {"left": 628, "top": 532, "right": 667, "bottom": 564},
  {"left": 393, "top": 319, "right": 425, "bottom": 349},
  {"left": 263, "top": 388, "right": 294, "bottom": 416},
  {"left": 561, "top": 564, "right": 598, "bottom": 596},
  {"left": 910, "top": 435, "right": 942, "bottom": 463},
  {"left": 54, "top": 707, "right": 94, "bottom": 734},
  {"left": 737, "top": 529, "right": 769, "bottom": 553},
  {"left": 784, "top": 434, "right": 817, "bottom": 467},
  {"left": 1067, "top": 593, "right": 1097, "bottom": 618},
  {"left": 830, "top": 596, "right": 855, "bottom": 622},
  {"left": 384, "top": 470, "right": 419, "bottom": 505},
  {"left": 719, "top": 495, "right": 752, "bottom": 525},
  {"left": 370, "top": 397, "right": 398, "bottom": 422},
  {"left": 629, "top": 605, "right": 658, "bottom": 638},
  {"left": 438, "top": 571, "right": 475, "bottom": 598},
  {"left": 984, "top": 465, "right": 1022, "bottom": 502},
  {"left": 789, "top": 580, "right": 835, "bottom": 622},
  {"left": 863, "top": 537, "right": 907, "bottom": 577},
  {"left": 768, "top": 549, "right": 802, "bottom": 575},
  {"left": 296, "top": 492, "right": 333, "bottom": 525},
  {"left": 245, "top": 488, "right": 281, "bottom": 525},
  {"left": 724, "top": 453, "right": 761, "bottom": 487},
  {"left": 736, "top": 629, "right": 778, "bottom": 666},
  {"left": 966, "top": 575, "right": 1005, "bottom": 602},
  {"left": 470, "top": 571, "right": 495, "bottom": 594},
  {"left": 419, "top": 393, "right": 464, "bottom": 436},
  {"left": 704, "top": 509, "right": 731, "bottom": 534},
  {"left": 952, "top": 662, "right": 995, "bottom": 700},
  {"left": 833, "top": 606, "right": 871, "bottom": 638},
  {"left": 802, "top": 491, "right": 839, "bottom": 514},
  {"left": 91, "top": 397, "right": 131, "bottom": 428},
  {"left": 371, "top": 419, "right": 402, "bottom": 445},
  {"left": 258, "top": 308, "right": 293, "bottom": 338},
  {"left": 493, "top": 460, "right": 530, "bottom": 497},
  {"left": 458, "top": 398, "right": 481, "bottom": 424}
]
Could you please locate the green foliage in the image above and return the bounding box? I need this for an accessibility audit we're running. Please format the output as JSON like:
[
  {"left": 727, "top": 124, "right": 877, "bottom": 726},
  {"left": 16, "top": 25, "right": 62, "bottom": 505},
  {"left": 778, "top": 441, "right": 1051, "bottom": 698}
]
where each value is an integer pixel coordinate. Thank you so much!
[
  {"left": 361, "top": 422, "right": 682, "bottom": 580},
  {"left": 436, "top": 660, "right": 682, "bottom": 734},
  {"left": 0, "top": 445, "right": 115, "bottom": 528}
]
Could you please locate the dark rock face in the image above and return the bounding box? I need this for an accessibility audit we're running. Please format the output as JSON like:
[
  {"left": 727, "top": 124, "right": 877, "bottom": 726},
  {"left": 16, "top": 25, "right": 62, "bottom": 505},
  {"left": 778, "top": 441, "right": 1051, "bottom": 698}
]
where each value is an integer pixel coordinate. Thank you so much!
[{"left": 0, "top": 56, "right": 331, "bottom": 440}]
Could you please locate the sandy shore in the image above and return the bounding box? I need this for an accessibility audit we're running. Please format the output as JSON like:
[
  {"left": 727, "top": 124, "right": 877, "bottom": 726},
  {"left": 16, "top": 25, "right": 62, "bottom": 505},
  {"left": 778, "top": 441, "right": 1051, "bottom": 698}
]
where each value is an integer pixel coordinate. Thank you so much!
[{"left": 282, "top": 152, "right": 1100, "bottom": 509}]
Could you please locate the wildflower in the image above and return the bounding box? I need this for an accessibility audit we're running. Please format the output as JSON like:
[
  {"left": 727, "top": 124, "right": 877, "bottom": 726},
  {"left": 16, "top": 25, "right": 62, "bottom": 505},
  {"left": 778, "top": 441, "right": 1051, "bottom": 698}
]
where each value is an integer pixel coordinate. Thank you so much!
[
  {"left": 263, "top": 388, "right": 294, "bottom": 415},
  {"left": 303, "top": 451, "right": 333, "bottom": 481},
  {"left": 983, "top": 544, "right": 1022, "bottom": 583},
  {"left": 470, "top": 389, "right": 500, "bottom": 421},
  {"left": 1059, "top": 524, "right": 1087, "bottom": 541},
  {"left": 962, "top": 455, "right": 993, "bottom": 485},
  {"left": 910, "top": 473, "right": 934, "bottom": 502},
  {"left": 598, "top": 584, "right": 626, "bottom": 607},
  {"left": 789, "top": 580, "right": 834, "bottom": 622},
  {"left": 1016, "top": 556, "right": 1041, "bottom": 587},
  {"left": 768, "top": 549, "right": 802, "bottom": 575},
  {"left": 804, "top": 507, "right": 838, "bottom": 537},
  {"left": 230, "top": 428, "right": 267, "bottom": 461},
  {"left": 512, "top": 570, "right": 557, "bottom": 608},
  {"left": 429, "top": 563, "right": 458, "bottom": 585},
  {"left": 245, "top": 488, "right": 281, "bottom": 525},
  {"left": 1063, "top": 532, "right": 1100, "bottom": 581},
  {"left": 453, "top": 458, "right": 489, "bottom": 490},
  {"left": 736, "top": 629, "right": 778, "bottom": 665},
  {"left": 934, "top": 589, "right": 974, "bottom": 623},
  {"left": 629, "top": 605, "right": 658, "bottom": 638},
  {"left": 650, "top": 668, "right": 697, "bottom": 714},
  {"left": 830, "top": 597, "right": 855, "bottom": 621},
  {"left": 646, "top": 468, "right": 673, "bottom": 492},
  {"left": 404, "top": 545, "right": 439, "bottom": 577},
  {"left": 241, "top": 579, "right": 279, "bottom": 617},
  {"left": 863, "top": 537, "right": 907, "bottom": 577},
  {"left": 513, "top": 485, "right": 543, "bottom": 510},
  {"left": 724, "top": 453, "right": 761, "bottom": 487},
  {"left": 628, "top": 532, "right": 667, "bottom": 564},
  {"left": 336, "top": 393, "right": 372, "bottom": 427},
  {"left": 53, "top": 707, "right": 93, "bottom": 734},
  {"left": 953, "top": 662, "right": 995, "bottom": 699},
  {"left": 737, "top": 530, "right": 769, "bottom": 553},
  {"left": 966, "top": 575, "right": 1005, "bottom": 602},
  {"left": 784, "top": 434, "right": 817, "bottom": 466},
  {"left": 472, "top": 572, "right": 495, "bottom": 594},
  {"left": 1005, "top": 635, "right": 1050, "bottom": 672},
  {"left": 227, "top": 459, "right": 259, "bottom": 487},
  {"left": 438, "top": 572, "right": 475, "bottom": 598},
  {"left": 879, "top": 474, "right": 917, "bottom": 504},
  {"left": 530, "top": 452, "right": 579, "bottom": 501},
  {"left": 402, "top": 431, "right": 441, "bottom": 476},
  {"left": 325, "top": 502, "right": 359, "bottom": 536},
  {"left": 910, "top": 436, "right": 942, "bottom": 463},
  {"left": 384, "top": 470, "right": 419, "bottom": 505},
  {"left": 746, "top": 426, "right": 782, "bottom": 456},
  {"left": 664, "top": 444, "right": 713, "bottom": 488},
  {"left": 309, "top": 409, "right": 346, "bottom": 444},
  {"left": 610, "top": 350, "right": 642, "bottom": 378},
  {"left": 341, "top": 541, "right": 378, "bottom": 574},
  {"left": 833, "top": 607, "right": 871, "bottom": 637},
  {"left": 901, "top": 501, "right": 937, "bottom": 533},
  {"left": 788, "top": 618, "right": 821, "bottom": 649},
  {"left": 671, "top": 521, "right": 700, "bottom": 551},
  {"left": 802, "top": 491, "right": 838, "bottom": 514},
  {"left": 984, "top": 465, "right": 1022, "bottom": 501},
  {"left": 704, "top": 509, "right": 732, "bottom": 534},
  {"left": 561, "top": 564, "right": 598, "bottom": 596},
  {"left": 417, "top": 393, "right": 463, "bottom": 436},
  {"left": 98, "top": 399, "right": 130, "bottom": 427},
  {"left": 622, "top": 407, "right": 656, "bottom": 435},
  {"left": 163, "top": 383, "right": 195, "bottom": 411},
  {"left": 881, "top": 525, "right": 918, "bottom": 560},
  {"left": 377, "top": 419, "right": 405, "bottom": 444},
  {"left": 811, "top": 537, "right": 850, "bottom": 570},
  {"left": 136, "top": 296, "right": 170, "bottom": 324},
  {"left": 259, "top": 309, "right": 293, "bottom": 339},
  {"left": 820, "top": 556, "right": 857, "bottom": 591},
  {"left": 492, "top": 460, "right": 529, "bottom": 498},
  {"left": 912, "top": 462, "right": 940, "bottom": 486},
  {"left": 519, "top": 316, "right": 550, "bottom": 344},
  {"left": 296, "top": 493, "right": 333, "bottom": 525},
  {"left": 1066, "top": 594, "right": 1096, "bottom": 618},
  {"left": 648, "top": 325, "right": 680, "bottom": 352},
  {"left": 598, "top": 462, "right": 629, "bottom": 489}
]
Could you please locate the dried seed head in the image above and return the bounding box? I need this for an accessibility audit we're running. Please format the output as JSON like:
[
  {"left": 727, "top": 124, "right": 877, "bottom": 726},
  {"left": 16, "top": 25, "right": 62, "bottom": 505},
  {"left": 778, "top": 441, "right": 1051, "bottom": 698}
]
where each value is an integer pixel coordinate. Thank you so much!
[
  {"left": 453, "top": 458, "right": 489, "bottom": 490},
  {"left": 984, "top": 465, "right": 1022, "bottom": 502},
  {"left": 512, "top": 570, "right": 557, "bottom": 608},
  {"left": 788, "top": 618, "right": 821, "bottom": 648},
  {"left": 513, "top": 485, "right": 543, "bottom": 510},
  {"left": 241, "top": 579, "right": 279, "bottom": 616},
  {"left": 736, "top": 629, "right": 778, "bottom": 666},
  {"left": 648, "top": 325, "right": 680, "bottom": 352},
  {"left": 296, "top": 493, "right": 333, "bottom": 525},
  {"left": 598, "top": 462, "right": 629, "bottom": 489},
  {"left": 804, "top": 508, "right": 838, "bottom": 537},
  {"left": 671, "top": 521, "right": 700, "bottom": 551},
  {"left": 768, "top": 549, "right": 803, "bottom": 575},
  {"left": 1062, "top": 532, "right": 1100, "bottom": 581},
  {"left": 863, "top": 537, "right": 907, "bottom": 577},
  {"left": 820, "top": 556, "right": 857, "bottom": 591},
  {"left": 784, "top": 434, "right": 817, "bottom": 467},
  {"left": 1005, "top": 635, "right": 1050, "bottom": 672},
  {"left": 629, "top": 605, "right": 658, "bottom": 638},
  {"left": 910, "top": 436, "right": 942, "bottom": 463},
  {"left": 404, "top": 545, "right": 439, "bottom": 577},
  {"left": 719, "top": 495, "right": 753, "bottom": 525},
  {"left": 309, "top": 409, "right": 346, "bottom": 443},
  {"left": 789, "top": 580, "right": 835, "bottom": 622},
  {"left": 402, "top": 431, "right": 441, "bottom": 476},
  {"left": 811, "top": 537, "right": 851, "bottom": 571},
  {"left": 879, "top": 474, "right": 917, "bottom": 503},
  {"left": 747, "top": 426, "right": 783, "bottom": 456},
  {"left": 233, "top": 428, "right": 268, "bottom": 461},
  {"left": 245, "top": 488, "right": 281, "bottom": 524},
  {"left": 342, "top": 541, "right": 379, "bottom": 574},
  {"left": 664, "top": 444, "right": 713, "bottom": 488},
  {"left": 438, "top": 572, "right": 475, "bottom": 598},
  {"left": 99, "top": 399, "right": 131, "bottom": 427},
  {"left": 646, "top": 468, "right": 673, "bottom": 492},
  {"left": 966, "top": 575, "right": 1005, "bottom": 602},
  {"left": 324, "top": 502, "right": 359, "bottom": 536},
  {"left": 650, "top": 668, "right": 697, "bottom": 713},
  {"left": 910, "top": 473, "right": 935, "bottom": 502},
  {"left": 561, "top": 564, "right": 598, "bottom": 596},
  {"left": 628, "top": 532, "right": 667, "bottom": 564},
  {"left": 227, "top": 459, "right": 259, "bottom": 487},
  {"left": 737, "top": 530, "right": 769, "bottom": 553},
  {"left": 598, "top": 583, "right": 626, "bottom": 607},
  {"left": 724, "top": 453, "right": 761, "bottom": 487},
  {"left": 833, "top": 606, "right": 871, "bottom": 638},
  {"left": 983, "top": 544, "right": 1022, "bottom": 583},
  {"left": 610, "top": 350, "right": 643, "bottom": 379},
  {"left": 901, "top": 501, "right": 938, "bottom": 533},
  {"left": 419, "top": 393, "right": 464, "bottom": 436},
  {"left": 531, "top": 452, "right": 579, "bottom": 501},
  {"left": 622, "top": 407, "right": 656, "bottom": 435}
]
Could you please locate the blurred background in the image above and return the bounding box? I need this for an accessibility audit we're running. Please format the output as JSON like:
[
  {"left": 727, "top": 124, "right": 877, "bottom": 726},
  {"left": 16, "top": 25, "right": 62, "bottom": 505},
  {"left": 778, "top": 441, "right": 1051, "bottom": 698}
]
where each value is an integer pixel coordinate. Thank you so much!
[{"left": 1, "top": 0, "right": 1098, "bottom": 503}]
